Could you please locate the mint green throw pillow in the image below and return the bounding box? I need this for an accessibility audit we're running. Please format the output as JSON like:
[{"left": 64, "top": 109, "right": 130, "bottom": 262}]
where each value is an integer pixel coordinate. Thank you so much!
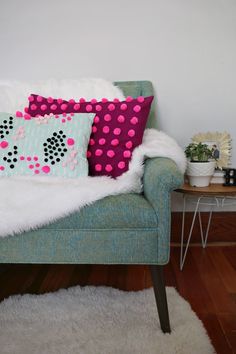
[{"left": 0, "top": 112, "right": 95, "bottom": 178}]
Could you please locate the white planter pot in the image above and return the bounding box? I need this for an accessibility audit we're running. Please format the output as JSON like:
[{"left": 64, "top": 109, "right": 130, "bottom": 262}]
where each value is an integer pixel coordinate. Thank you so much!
[{"left": 186, "top": 161, "right": 216, "bottom": 187}]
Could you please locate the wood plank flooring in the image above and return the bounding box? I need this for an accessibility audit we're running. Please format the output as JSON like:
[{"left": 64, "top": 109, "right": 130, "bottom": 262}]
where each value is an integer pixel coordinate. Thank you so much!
[
  {"left": 0, "top": 246, "right": 236, "bottom": 354},
  {"left": 171, "top": 212, "right": 236, "bottom": 243}
]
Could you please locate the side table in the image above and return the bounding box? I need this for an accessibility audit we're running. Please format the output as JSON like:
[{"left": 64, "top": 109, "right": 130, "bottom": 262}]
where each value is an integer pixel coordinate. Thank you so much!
[{"left": 175, "top": 183, "right": 236, "bottom": 270}]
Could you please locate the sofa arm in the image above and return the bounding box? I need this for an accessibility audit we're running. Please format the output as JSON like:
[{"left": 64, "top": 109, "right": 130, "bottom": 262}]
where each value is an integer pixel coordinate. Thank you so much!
[{"left": 143, "top": 157, "right": 184, "bottom": 264}]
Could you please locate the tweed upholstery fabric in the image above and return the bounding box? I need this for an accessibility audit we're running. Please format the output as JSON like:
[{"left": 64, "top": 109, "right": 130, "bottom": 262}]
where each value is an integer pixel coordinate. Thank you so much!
[
  {"left": 44, "top": 194, "right": 157, "bottom": 230},
  {"left": 143, "top": 157, "right": 183, "bottom": 263},
  {"left": 0, "top": 81, "right": 183, "bottom": 265},
  {"left": 0, "top": 229, "right": 160, "bottom": 264}
]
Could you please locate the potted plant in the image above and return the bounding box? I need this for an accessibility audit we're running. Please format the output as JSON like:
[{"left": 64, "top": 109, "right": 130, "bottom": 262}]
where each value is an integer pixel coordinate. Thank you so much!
[{"left": 185, "top": 142, "right": 216, "bottom": 187}]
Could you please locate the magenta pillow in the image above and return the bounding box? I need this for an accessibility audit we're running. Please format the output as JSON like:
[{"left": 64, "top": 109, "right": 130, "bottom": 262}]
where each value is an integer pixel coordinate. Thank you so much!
[{"left": 27, "top": 95, "right": 154, "bottom": 178}]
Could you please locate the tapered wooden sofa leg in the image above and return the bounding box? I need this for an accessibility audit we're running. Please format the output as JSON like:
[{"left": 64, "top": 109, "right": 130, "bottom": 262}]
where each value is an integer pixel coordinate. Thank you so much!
[{"left": 150, "top": 265, "right": 171, "bottom": 333}]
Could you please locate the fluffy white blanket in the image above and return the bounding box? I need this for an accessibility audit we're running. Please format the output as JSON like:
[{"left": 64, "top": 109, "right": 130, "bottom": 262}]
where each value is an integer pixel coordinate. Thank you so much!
[
  {"left": 0, "top": 129, "right": 186, "bottom": 238},
  {"left": 0, "top": 78, "right": 125, "bottom": 113}
]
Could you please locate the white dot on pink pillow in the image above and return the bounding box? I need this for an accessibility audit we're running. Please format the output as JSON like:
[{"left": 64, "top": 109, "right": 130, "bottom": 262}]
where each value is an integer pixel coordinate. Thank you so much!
[
  {"left": 111, "top": 139, "right": 119, "bottom": 146},
  {"left": 105, "top": 164, "right": 113, "bottom": 172},
  {"left": 103, "top": 126, "right": 110, "bottom": 134},
  {"left": 92, "top": 126, "right": 97, "bottom": 133},
  {"left": 89, "top": 139, "right": 95, "bottom": 146},
  {"left": 95, "top": 164, "right": 102, "bottom": 171},
  {"left": 133, "top": 105, "right": 141, "bottom": 113},
  {"left": 117, "top": 115, "right": 125, "bottom": 123},
  {"left": 104, "top": 114, "right": 111, "bottom": 122},
  {"left": 99, "top": 138, "right": 106, "bottom": 145},
  {"left": 113, "top": 128, "right": 121, "bottom": 136},
  {"left": 128, "top": 129, "right": 135, "bottom": 137},
  {"left": 118, "top": 161, "right": 125, "bottom": 169},
  {"left": 107, "top": 150, "right": 115, "bottom": 158},
  {"left": 95, "top": 149, "right": 103, "bottom": 156}
]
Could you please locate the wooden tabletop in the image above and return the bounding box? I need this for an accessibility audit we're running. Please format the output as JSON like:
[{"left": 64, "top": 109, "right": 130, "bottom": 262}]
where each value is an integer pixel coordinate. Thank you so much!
[{"left": 175, "top": 183, "right": 236, "bottom": 196}]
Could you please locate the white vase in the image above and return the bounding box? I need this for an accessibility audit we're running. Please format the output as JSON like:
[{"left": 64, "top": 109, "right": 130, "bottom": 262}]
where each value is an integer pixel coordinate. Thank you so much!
[{"left": 186, "top": 161, "right": 216, "bottom": 187}]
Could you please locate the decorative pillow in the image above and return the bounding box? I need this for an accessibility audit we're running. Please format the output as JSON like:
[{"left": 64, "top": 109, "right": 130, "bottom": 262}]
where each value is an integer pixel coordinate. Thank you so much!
[
  {"left": 0, "top": 112, "right": 95, "bottom": 178},
  {"left": 27, "top": 95, "right": 154, "bottom": 178}
]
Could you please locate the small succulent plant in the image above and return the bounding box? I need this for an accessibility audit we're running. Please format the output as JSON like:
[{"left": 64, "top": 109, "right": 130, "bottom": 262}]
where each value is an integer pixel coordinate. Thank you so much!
[{"left": 185, "top": 142, "right": 214, "bottom": 162}]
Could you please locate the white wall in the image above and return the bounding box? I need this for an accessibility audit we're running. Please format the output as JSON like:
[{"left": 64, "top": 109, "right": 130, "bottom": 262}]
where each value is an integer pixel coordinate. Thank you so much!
[{"left": 1, "top": 0, "right": 236, "bottom": 210}]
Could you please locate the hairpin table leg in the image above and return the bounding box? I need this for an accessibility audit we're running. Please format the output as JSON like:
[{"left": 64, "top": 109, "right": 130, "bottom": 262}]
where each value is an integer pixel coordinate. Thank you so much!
[
  {"left": 198, "top": 208, "right": 213, "bottom": 248},
  {"left": 180, "top": 195, "right": 202, "bottom": 270}
]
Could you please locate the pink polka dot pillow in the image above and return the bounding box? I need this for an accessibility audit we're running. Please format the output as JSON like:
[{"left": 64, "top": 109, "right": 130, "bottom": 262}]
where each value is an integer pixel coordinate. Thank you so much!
[{"left": 27, "top": 95, "right": 154, "bottom": 178}]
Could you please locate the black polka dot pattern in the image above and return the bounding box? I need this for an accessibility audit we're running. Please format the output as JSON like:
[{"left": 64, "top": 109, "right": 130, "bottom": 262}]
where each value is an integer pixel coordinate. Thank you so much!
[
  {"left": 2, "top": 145, "right": 18, "bottom": 168},
  {"left": 0, "top": 116, "right": 14, "bottom": 139},
  {"left": 42, "top": 131, "right": 67, "bottom": 165}
]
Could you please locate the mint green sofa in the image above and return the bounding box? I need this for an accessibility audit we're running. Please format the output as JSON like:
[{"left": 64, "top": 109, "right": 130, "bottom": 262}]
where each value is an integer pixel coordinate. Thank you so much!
[{"left": 0, "top": 81, "right": 183, "bottom": 333}]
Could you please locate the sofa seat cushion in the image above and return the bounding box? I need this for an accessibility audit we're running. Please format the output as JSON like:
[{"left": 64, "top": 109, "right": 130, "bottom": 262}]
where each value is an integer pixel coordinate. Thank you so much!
[
  {"left": 0, "top": 193, "right": 161, "bottom": 264},
  {"left": 44, "top": 193, "right": 158, "bottom": 230}
]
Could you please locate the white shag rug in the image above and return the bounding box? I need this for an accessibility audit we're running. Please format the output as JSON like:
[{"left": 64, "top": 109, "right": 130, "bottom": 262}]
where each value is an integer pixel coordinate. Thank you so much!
[{"left": 0, "top": 286, "right": 215, "bottom": 354}]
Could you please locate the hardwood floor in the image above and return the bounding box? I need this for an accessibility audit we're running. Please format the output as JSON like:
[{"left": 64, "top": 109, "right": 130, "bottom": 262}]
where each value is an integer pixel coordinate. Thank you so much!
[{"left": 0, "top": 246, "right": 236, "bottom": 353}]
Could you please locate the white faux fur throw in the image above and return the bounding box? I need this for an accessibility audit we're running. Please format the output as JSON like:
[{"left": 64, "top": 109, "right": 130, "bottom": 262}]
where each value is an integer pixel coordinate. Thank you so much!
[
  {"left": 0, "top": 78, "right": 125, "bottom": 113},
  {"left": 0, "top": 129, "right": 186, "bottom": 238}
]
